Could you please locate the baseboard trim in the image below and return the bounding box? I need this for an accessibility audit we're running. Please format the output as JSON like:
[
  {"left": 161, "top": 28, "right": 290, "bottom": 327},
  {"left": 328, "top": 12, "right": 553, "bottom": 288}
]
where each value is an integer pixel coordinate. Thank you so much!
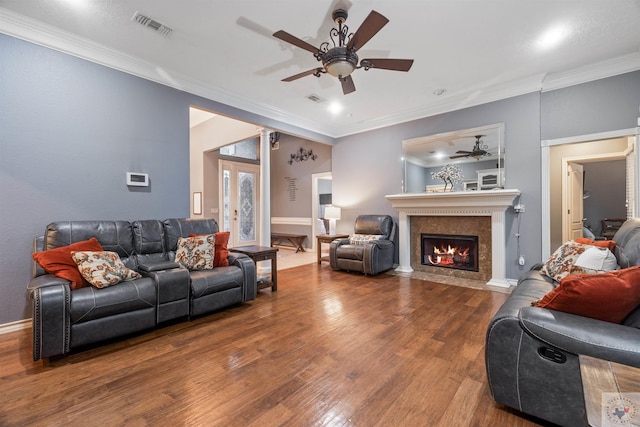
[{"left": 0, "top": 319, "right": 31, "bottom": 334}]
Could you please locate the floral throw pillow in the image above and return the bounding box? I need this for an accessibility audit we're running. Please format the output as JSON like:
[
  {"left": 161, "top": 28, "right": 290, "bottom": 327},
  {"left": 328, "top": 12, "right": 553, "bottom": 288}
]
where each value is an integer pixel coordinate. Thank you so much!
[
  {"left": 175, "top": 235, "right": 215, "bottom": 270},
  {"left": 349, "top": 234, "right": 384, "bottom": 245},
  {"left": 71, "top": 251, "right": 141, "bottom": 288},
  {"left": 540, "top": 241, "right": 598, "bottom": 282},
  {"left": 32, "top": 237, "right": 104, "bottom": 290}
]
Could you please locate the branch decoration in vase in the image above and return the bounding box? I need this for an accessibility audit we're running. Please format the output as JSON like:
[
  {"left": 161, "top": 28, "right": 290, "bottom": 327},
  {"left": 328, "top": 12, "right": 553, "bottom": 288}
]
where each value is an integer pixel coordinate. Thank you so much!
[{"left": 431, "top": 164, "right": 463, "bottom": 192}]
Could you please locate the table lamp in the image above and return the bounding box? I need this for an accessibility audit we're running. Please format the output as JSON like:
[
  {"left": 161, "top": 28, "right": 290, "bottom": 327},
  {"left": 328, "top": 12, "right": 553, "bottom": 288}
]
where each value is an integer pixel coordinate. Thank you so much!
[{"left": 324, "top": 206, "right": 341, "bottom": 235}]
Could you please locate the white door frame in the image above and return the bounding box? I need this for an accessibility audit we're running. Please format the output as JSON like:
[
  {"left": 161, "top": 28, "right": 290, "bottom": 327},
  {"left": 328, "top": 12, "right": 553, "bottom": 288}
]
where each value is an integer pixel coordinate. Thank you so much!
[
  {"left": 311, "top": 172, "right": 332, "bottom": 252},
  {"left": 219, "top": 159, "right": 261, "bottom": 248},
  {"left": 541, "top": 127, "right": 637, "bottom": 259}
]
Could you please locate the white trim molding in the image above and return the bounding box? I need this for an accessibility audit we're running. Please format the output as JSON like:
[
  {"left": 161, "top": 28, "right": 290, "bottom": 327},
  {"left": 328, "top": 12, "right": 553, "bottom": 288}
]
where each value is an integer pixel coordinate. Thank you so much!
[
  {"left": 541, "top": 127, "right": 639, "bottom": 260},
  {"left": 2, "top": 8, "right": 638, "bottom": 139},
  {"left": 386, "top": 189, "right": 520, "bottom": 287},
  {"left": 270, "top": 217, "right": 313, "bottom": 226},
  {"left": 0, "top": 318, "right": 31, "bottom": 335}
]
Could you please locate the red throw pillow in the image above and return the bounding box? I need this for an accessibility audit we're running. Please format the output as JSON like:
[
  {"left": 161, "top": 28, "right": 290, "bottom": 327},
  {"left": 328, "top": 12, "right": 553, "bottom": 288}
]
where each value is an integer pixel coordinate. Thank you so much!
[
  {"left": 535, "top": 266, "right": 640, "bottom": 323},
  {"left": 32, "top": 237, "right": 103, "bottom": 290},
  {"left": 187, "top": 232, "right": 229, "bottom": 267},
  {"left": 575, "top": 237, "right": 616, "bottom": 251},
  {"left": 214, "top": 232, "right": 230, "bottom": 267}
]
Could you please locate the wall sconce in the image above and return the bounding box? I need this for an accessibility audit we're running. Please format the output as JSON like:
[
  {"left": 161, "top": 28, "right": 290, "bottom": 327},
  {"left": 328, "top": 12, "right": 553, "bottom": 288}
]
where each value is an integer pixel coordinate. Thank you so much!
[
  {"left": 270, "top": 132, "right": 281, "bottom": 150},
  {"left": 288, "top": 147, "right": 318, "bottom": 165},
  {"left": 324, "top": 206, "right": 341, "bottom": 235}
]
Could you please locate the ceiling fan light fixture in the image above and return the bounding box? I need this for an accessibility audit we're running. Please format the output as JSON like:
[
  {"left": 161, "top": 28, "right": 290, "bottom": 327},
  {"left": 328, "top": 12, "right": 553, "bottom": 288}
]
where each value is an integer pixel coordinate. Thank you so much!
[
  {"left": 325, "top": 60, "right": 355, "bottom": 77},
  {"left": 323, "top": 47, "right": 358, "bottom": 78},
  {"left": 273, "top": 8, "right": 413, "bottom": 94}
]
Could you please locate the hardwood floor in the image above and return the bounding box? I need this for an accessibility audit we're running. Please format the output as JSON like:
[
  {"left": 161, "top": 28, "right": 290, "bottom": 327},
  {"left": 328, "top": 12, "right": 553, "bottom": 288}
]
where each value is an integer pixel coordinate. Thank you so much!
[{"left": 0, "top": 264, "right": 551, "bottom": 426}]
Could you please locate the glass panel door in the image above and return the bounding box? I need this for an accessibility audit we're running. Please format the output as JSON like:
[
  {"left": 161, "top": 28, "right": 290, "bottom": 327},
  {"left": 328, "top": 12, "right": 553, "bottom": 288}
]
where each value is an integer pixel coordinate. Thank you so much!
[
  {"left": 220, "top": 160, "right": 260, "bottom": 248},
  {"left": 238, "top": 171, "right": 256, "bottom": 243}
]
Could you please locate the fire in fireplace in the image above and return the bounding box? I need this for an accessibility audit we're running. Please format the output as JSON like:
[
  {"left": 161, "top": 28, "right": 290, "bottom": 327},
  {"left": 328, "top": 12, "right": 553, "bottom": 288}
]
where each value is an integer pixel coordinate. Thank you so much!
[{"left": 421, "top": 233, "right": 479, "bottom": 272}]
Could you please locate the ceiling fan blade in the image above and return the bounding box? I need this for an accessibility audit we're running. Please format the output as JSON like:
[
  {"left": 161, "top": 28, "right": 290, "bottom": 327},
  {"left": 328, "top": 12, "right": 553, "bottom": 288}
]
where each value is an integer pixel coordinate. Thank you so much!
[
  {"left": 282, "top": 68, "right": 322, "bottom": 82},
  {"left": 341, "top": 75, "right": 356, "bottom": 94},
  {"left": 346, "top": 10, "right": 389, "bottom": 51},
  {"left": 273, "top": 30, "right": 320, "bottom": 54},
  {"left": 449, "top": 154, "right": 470, "bottom": 159},
  {"left": 361, "top": 58, "right": 414, "bottom": 72},
  {"left": 455, "top": 150, "right": 472, "bottom": 154}
]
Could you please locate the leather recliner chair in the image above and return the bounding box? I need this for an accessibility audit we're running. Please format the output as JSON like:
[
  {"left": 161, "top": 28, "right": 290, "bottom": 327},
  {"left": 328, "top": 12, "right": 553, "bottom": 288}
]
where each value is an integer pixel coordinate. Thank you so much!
[
  {"left": 329, "top": 214, "right": 396, "bottom": 275},
  {"left": 485, "top": 218, "right": 640, "bottom": 426}
]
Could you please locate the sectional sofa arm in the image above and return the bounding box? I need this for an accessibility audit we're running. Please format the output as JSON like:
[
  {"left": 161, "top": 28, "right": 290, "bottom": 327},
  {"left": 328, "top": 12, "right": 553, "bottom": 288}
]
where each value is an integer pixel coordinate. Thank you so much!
[
  {"left": 519, "top": 306, "right": 640, "bottom": 367},
  {"left": 29, "top": 280, "right": 71, "bottom": 361},
  {"left": 27, "top": 274, "right": 71, "bottom": 293},
  {"left": 228, "top": 252, "right": 257, "bottom": 301}
]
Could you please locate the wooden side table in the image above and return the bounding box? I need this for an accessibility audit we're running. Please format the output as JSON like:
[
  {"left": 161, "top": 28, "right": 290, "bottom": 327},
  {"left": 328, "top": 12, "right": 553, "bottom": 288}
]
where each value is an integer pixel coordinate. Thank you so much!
[
  {"left": 316, "top": 234, "right": 350, "bottom": 264},
  {"left": 579, "top": 355, "right": 640, "bottom": 426},
  {"left": 231, "top": 245, "right": 278, "bottom": 291}
]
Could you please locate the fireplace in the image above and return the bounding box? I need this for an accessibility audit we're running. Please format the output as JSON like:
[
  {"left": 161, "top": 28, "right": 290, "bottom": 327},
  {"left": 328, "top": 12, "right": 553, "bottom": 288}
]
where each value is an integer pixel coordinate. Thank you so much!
[
  {"left": 385, "top": 189, "right": 520, "bottom": 287},
  {"left": 422, "top": 233, "right": 479, "bottom": 272}
]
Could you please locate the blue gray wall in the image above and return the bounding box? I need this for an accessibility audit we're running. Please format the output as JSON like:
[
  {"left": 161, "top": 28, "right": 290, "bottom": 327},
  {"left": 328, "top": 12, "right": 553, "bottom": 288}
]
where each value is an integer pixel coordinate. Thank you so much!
[
  {"left": 332, "top": 93, "right": 541, "bottom": 276},
  {"left": 2, "top": 30, "right": 639, "bottom": 325},
  {"left": 332, "top": 71, "right": 640, "bottom": 279},
  {"left": 0, "top": 34, "right": 327, "bottom": 324},
  {"left": 541, "top": 71, "right": 640, "bottom": 141}
]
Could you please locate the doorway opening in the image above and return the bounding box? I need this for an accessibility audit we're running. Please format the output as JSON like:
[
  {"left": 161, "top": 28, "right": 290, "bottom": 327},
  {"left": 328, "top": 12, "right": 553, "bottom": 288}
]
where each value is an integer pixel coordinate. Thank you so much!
[
  {"left": 562, "top": 157, "right": 627, "bottom": 243},
  {"left": 219, "top": 159, "right": 260, "bottom": 248},
  {"left": 542, "top": 130, "right": 637, "bottom": 259}
]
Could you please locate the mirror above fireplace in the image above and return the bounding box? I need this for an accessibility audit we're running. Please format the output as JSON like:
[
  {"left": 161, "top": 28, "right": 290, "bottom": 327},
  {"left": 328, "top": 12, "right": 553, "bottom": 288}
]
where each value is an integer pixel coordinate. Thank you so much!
[{"left": 402, "top": 123, "right": 505, "bottom": 193}]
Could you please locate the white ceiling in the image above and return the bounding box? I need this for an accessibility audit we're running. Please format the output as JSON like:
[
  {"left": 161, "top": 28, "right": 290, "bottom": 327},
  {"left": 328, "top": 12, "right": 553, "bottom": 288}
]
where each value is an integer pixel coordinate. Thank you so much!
[{"left": 2, "top": 0, "right": 640, "bottom": 139}]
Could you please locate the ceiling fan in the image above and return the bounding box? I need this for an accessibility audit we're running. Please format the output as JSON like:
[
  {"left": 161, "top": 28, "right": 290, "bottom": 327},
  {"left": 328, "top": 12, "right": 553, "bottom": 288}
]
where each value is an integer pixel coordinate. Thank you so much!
[
  {"left": 273, "top": 8, "right": 414, "bottom": 95},
  {"left": 450, "top": 135, "right": 491, "bottom": 160}
]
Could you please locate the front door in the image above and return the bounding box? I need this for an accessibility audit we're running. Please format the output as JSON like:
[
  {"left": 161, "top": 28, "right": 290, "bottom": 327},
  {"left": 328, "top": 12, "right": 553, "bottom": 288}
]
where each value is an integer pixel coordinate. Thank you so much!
[{"left": 219, "top": 160, "right": 260, "bottom": 248}]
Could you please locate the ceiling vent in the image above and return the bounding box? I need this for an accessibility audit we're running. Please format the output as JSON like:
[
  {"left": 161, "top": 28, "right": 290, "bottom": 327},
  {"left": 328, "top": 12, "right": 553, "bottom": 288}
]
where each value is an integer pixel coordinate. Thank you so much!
[
  {"left": 132, "top": 12, "right": 173, "bottom": 36},
  {"left": 306, "top": 94, "right": 326, "bottom": 103}
]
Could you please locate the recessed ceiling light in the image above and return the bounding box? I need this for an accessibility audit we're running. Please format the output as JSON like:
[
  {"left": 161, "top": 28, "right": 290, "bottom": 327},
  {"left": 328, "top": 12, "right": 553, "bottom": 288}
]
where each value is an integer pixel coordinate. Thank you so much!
[
  {"left": 536, "top": 25, "right": 569, "bottom": 50},
  {"left": 328, "top": 101, "right": 343, "bottom": 115}
]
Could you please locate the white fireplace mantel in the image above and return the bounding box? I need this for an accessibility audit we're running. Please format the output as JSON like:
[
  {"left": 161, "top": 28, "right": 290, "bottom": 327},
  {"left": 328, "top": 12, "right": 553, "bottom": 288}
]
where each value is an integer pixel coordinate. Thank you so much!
[{"left": 386, "top": 189, "right": 521, "bottom": 287}]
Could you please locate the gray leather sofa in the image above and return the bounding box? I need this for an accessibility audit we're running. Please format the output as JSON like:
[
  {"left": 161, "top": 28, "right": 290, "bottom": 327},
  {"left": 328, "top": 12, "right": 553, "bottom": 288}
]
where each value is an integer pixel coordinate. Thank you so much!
[
  {"left": 329, "top": 214, "right": 396, "bottom": 275},
  {"left": 485, "top": 218, "right": 640, "bottom": 426},
  {"left": 28, "top": 218, "right": 256, "bottom": 361}
]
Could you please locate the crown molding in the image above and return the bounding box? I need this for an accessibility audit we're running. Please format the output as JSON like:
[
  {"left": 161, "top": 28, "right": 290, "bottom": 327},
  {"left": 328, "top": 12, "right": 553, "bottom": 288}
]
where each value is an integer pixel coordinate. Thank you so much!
[
  {"left": 331, "top": 74, "right": 546, "bottom": 137},
  {"left": 541, "top": 52, "right": 640, "bottom": 92},
  {"left": 3, "top": 7, "right": 639, "bottom": 140},
  {"left": 0, "top": 8, "right": 336, "bottom": 138}
]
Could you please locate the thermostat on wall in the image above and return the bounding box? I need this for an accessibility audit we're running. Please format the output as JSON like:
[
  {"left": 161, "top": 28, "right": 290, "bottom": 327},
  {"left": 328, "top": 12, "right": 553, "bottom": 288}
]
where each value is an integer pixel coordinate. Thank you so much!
[{"left": 126, "top": 172, "right": 149, "bottom": 187}]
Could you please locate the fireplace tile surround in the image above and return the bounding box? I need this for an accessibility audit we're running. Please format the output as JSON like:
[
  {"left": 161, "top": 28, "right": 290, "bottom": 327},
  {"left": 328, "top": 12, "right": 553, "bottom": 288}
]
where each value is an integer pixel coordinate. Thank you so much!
[
  {"left": 386, "top": 189, "right": 520, "bottom": 287},
  {"left": 413, "top": 216, "right": 490, "bottom": 281}
]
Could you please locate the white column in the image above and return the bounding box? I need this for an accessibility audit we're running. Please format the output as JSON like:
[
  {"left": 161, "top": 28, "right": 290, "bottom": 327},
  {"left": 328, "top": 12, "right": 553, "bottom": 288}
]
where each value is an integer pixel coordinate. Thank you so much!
[
  {"left": 395, "top": 211, "right": 413, "bottom": 273},
  {"left": 487, "top": 209, "right": 509, "bottom": 288},
  {"left": 259, "top": 128, "right": 272, "bottom": 247}
]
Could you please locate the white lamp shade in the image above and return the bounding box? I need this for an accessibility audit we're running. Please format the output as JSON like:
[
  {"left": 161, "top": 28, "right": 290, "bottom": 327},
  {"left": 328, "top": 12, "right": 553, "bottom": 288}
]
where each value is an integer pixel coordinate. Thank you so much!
[{"left": 324, "top": 206, "right": 341, "bottom": 220}]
